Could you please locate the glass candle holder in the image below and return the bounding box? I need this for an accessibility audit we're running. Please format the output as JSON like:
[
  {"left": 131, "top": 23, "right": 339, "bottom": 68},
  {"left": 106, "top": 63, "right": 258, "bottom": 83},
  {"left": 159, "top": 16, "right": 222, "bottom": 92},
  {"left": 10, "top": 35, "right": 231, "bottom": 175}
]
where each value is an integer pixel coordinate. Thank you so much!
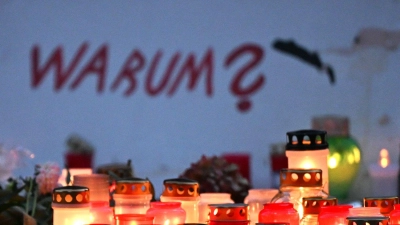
[
  {"left": 73, "top": 174, "right": 113, "bottom": 224},
  {"left": 113, "top": 177, "right": 153, "bottom": 215},
  {"left": 271, "top": 168, "right": 328, "bottom": 219},
  {"left": 198, "top": 193, "right": 234, "bottom": 224},
  {"left": 208, "top": 203, "right": 249, "bottom": 225},
  {"left": 160, "top": 178, "right": 200, "bottom": 223},
  {"left": 318, "top": 205, "right": 353, "bottom": 225},
  {"left": 300, "top": 196, "right": 338, "bottom": 225},
  {"left": 259, "top": 203, "right": 299, "bottom": 225},
  {"left": 114, "top": 214, "right": 154, "bottom": 225},
  {"left": 244, "top": 189, "right": 279, "bottom": 225},
  {"left": 346, "top": 216, "right": 389, "bottom": 225},
  {"left": 363, "top": 196, "right": 399, "bottom": 216},
  {"left": 285, "top": 130, "right": 330, "bottom": 194},
  {"left": 52, "top": 186, "right": 91, "bottom": 225},
  {"left": 146, "top": 201, "right": 186, "bottom": 225}
]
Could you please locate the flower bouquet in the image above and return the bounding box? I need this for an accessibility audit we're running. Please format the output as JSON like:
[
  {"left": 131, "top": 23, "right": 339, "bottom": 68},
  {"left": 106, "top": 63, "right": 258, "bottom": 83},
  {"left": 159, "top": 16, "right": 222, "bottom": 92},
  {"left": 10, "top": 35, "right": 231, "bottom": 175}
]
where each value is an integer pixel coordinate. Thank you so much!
[
  {"left": 179, "top": 155, "right": 251, "bottom": 203},
  {"left": 0, "top": 162, "right": 60, "bottom": 225}
]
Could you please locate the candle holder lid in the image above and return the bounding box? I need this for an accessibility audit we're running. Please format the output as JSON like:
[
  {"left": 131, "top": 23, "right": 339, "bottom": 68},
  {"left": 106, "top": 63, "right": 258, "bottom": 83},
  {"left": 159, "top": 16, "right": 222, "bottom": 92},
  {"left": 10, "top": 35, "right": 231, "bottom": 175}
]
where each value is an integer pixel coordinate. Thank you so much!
[
  {"left": 346, "top": 216, "right": 389, "bottom": 225},
  {"left": 52, "top": 186, "right": 90, "bottom": 204},
  {"left": 280, "top": 168, "right": 323, "bottom": 187},
  {"left": 208, "top": 203, "right": 249, "bottom": 221},
  {"left": 302, "top": 196, "right": 338, "bottom": 214},
  {"left": 115, "top": 177, "right": 152, "bottom": 195},
  {"left": 162, "top": 178, "right": 199, "bottom": 197},
  {"left": 363, "top": 196, "right": 399, "bottom": 215},
  {"left": 286, "top": 129, "right": 328, "bottom": 150}
]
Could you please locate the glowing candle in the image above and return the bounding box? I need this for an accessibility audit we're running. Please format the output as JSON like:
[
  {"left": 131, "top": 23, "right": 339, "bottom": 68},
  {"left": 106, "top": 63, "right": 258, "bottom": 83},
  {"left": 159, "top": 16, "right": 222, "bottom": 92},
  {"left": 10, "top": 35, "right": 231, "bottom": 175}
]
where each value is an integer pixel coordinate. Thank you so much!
[
  {"left": 52, "top": 186, "right": 90, "bottom": 225},
  {"left": 244, "top": 189, "right": 279, "bottom": 225},
  {"left": 113, "top": 178, "right": 153, "bottom": 215},
  {"left": 389, "top": 204, "right": 400, "bottom": 224},
  {"left": 285, "top": 130, "right": 330, "bottom": 193},
  {"left": 318, "top": 205, "right": 353, "bottom": 225},
  {"left": 146, "top": 201, "right": 186, "bottom": 225},
  {"left": 209, "top": 203, "right": 249, "bottom": 225},
  {"left": 160, "top": 178, "right": 200, "bottom": 223},
  {"left": 199, "top": 193, "right": 234, "bottom": 224},
  {"left": 363, "top": 196, "right": 399, "bottom": 216},
  {"left": 346, "top": 216, "right": 389, "bottom": 225},
  {"left": 114, "top": 214, "right": 154, "bottom": 225},
  {"left": 368, "top": 148, "right": 399, "bottom": 196},
  {"left": 300, "top": 196, "right": 338, "bottom": 225},
  {"left": 259, "top": 203, "right": 299, "bottom": 225}
]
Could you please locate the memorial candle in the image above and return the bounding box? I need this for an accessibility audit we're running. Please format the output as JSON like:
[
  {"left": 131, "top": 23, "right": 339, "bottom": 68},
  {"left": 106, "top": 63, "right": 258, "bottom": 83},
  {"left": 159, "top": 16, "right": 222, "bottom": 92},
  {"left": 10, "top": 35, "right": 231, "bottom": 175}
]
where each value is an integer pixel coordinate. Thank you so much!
[{"left": 368, "top": 148, "right": 399, "bottom": 196}]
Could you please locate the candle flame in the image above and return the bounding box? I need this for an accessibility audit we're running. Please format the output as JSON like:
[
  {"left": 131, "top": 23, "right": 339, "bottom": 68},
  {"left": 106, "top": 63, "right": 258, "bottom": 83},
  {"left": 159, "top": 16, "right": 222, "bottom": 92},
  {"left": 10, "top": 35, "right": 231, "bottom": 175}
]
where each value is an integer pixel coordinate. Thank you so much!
[
  {"left": 379, "top": 148, "right": 390, "bottom": 168},
  {"left": 301, "top": 161, "right": 314, "bottom": 169}
]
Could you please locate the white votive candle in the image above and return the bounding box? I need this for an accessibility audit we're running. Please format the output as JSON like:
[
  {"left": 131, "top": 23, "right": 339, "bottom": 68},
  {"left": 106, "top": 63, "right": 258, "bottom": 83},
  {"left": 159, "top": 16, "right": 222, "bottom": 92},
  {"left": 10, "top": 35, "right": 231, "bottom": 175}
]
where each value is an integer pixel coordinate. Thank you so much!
[{"left": 368, "top": 148, "right": 399, "bottom": 196}]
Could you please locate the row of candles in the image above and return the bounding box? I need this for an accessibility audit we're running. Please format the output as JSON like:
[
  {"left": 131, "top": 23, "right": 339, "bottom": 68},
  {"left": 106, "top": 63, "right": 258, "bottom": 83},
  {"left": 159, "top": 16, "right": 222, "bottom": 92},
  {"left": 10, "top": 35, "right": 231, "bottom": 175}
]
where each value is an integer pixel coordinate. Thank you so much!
[{"left": 52, "top": 129, "right": 400, "bottom": 225}]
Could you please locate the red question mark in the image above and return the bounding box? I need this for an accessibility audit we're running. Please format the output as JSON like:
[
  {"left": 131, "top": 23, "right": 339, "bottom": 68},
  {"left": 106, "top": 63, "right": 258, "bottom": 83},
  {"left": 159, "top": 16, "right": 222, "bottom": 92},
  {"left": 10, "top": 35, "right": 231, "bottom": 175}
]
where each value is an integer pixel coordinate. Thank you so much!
[{"left": 225, "top": 44, "right": 265, "bottom": 112}]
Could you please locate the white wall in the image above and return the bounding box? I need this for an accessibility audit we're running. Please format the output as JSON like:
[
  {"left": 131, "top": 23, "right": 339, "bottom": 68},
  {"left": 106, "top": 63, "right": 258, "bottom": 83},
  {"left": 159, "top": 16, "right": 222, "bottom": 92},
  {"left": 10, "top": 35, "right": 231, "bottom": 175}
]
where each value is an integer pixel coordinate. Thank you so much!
[{"left": 1, "top": 1, "right": 400, "bottom": 197}]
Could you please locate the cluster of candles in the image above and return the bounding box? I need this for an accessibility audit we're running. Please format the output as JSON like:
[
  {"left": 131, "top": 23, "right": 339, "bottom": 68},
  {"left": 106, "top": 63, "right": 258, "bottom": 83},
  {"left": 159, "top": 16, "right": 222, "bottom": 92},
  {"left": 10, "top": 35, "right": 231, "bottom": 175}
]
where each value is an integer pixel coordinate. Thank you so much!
[{"left": 52, "top": 129, "right": 400, "bottom": 225}]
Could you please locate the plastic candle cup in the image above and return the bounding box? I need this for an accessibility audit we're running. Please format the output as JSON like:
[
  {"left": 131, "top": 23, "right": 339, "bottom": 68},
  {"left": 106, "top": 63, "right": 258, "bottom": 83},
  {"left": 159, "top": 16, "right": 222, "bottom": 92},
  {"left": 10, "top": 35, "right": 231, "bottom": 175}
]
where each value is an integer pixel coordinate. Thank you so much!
[
  {"left": 346, "top": 216, "right": 389, "bottom": 225},
  {"left": 259, "top": 203, "right": 299, "bottom": 225},
  {"left": 114, "top": 214, "right": 154, "bottom": 225},
  {"left": 300, "top": 196, "right": 338, "bottom": 225},
  {"left": 363, "top": 196, "right": 399, "bottom": 216},
  {"left": 244, "top": 189, "right": 279, "bottom": 225},
  {"left": 208, "top": 203, "right": 249, "bottom": 225},
  {"left": 73, "top": 174, "right": 113, "bottom": 224},
  {"left": 113, "top": 177, "right": 153, "bottom": 215},
  {"left": 389, "top": 204, "right": 400, "bottom": 224},
  {"left": 285, "top": 130, "right": 330, "bottom": 194},
  {"left": 146, "top": 201, "right": 186, "bottom": 225},
  {"left": 52, "top": 186, "right": 91, "bottom": 225},
  {"left": 318, "top": 205, "right": 353, "bottom": 225},
  {"left": 368, "top": 148, "right": 399, "bottom": 197},
  {"left": 349, "top": 207, "right": 384, "bottom": 217},
  {"left": 198, "top": 193, "right": 234, "bottom": 224},
  {"left": 160, "top": 178, "right": 200, "bottom": 223}
]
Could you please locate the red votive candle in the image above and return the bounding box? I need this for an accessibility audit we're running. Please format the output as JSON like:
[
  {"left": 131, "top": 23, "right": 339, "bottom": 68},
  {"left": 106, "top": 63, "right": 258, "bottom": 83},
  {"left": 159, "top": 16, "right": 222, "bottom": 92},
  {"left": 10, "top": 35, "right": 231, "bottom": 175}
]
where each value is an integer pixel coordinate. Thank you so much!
[
  {"left": 114, "top": 214, "right": 153, "bottom": 225},
  {"left": 318, "top": 205, "right": 353, "bottom": 225},
  {"left": 259, "top": 203, "right": 299, "bottom": 225},
  {"left": 208, "top": 203, "right": 249, "bottom": 225},
  {"left": 146, "top": 201, "right": 186, "bottom": 225}
]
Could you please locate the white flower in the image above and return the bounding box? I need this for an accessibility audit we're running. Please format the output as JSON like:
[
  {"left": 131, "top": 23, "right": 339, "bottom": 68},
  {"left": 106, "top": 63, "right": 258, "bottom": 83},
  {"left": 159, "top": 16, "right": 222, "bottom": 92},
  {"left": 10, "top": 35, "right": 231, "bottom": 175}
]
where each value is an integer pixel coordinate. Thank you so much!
[{"left": 35, "top": 162, "right": 61, "bottom": 194}]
